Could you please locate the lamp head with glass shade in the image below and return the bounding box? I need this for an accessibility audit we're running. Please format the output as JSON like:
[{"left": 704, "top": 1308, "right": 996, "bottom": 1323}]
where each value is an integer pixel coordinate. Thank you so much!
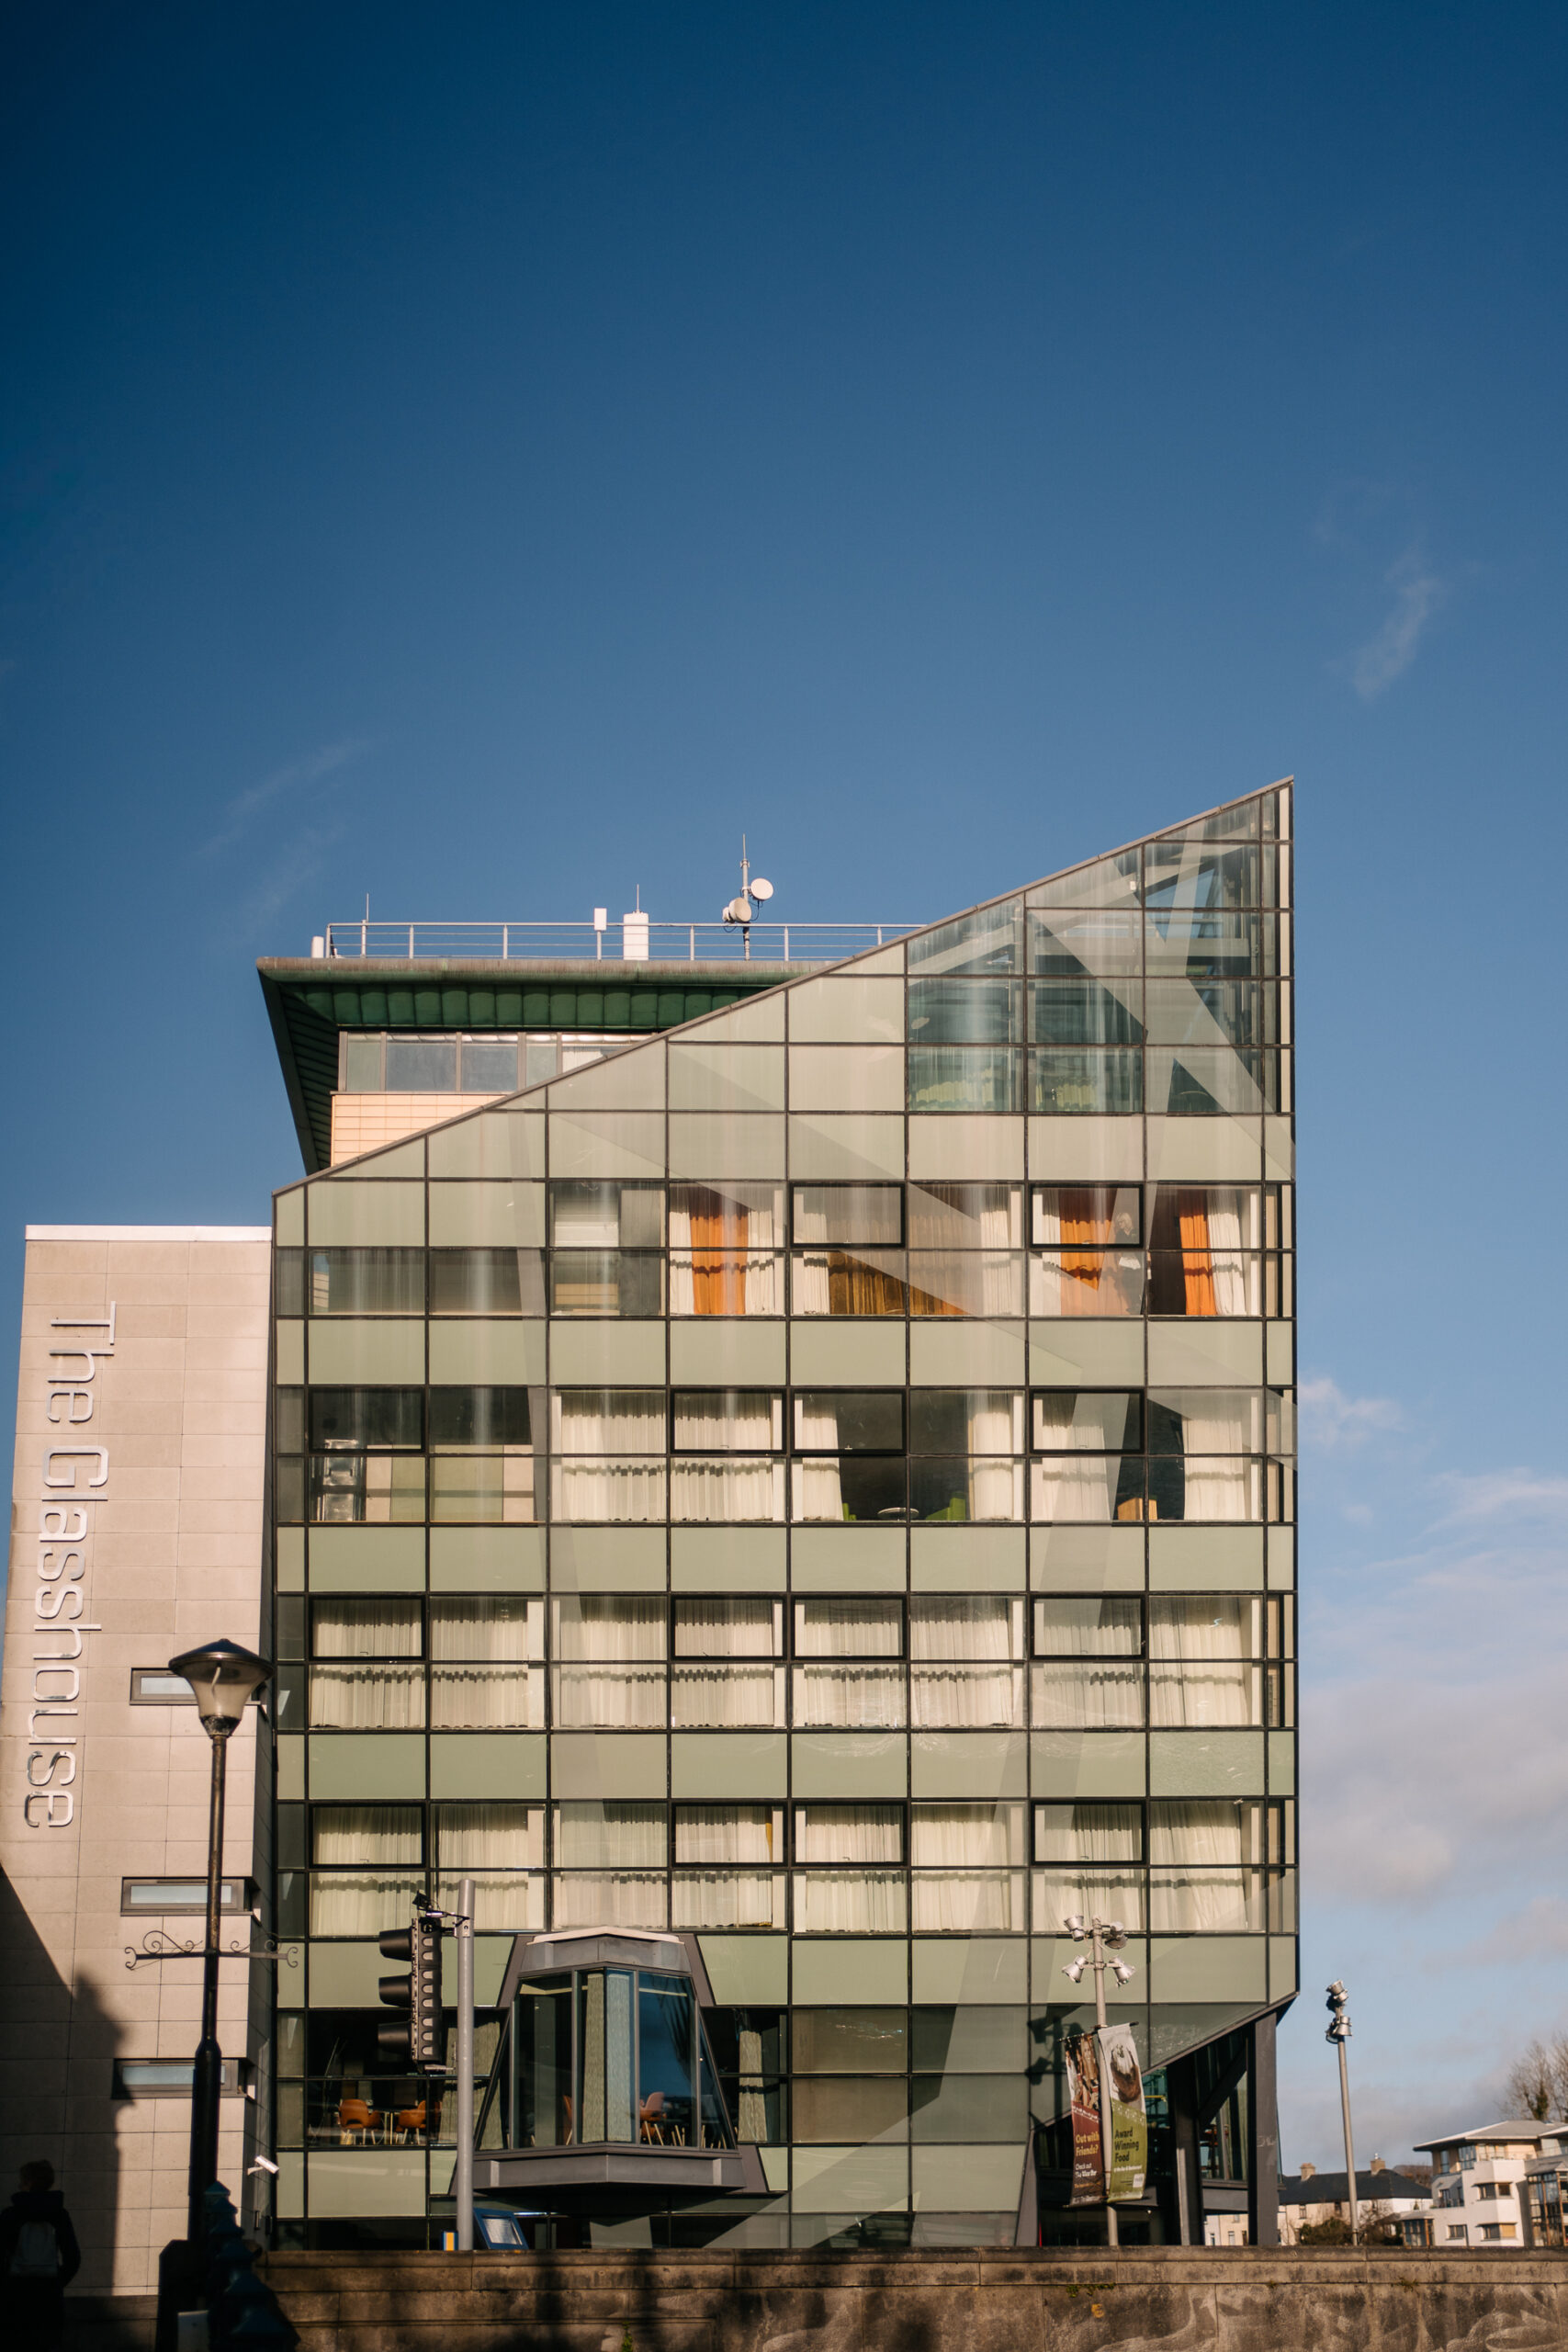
[
  {"left": 167, "top": 1639, "right": 272, "bottom": 1741},
  {"left": 1065, "top": 1913, "right": 1087, "bottom": 1939}
]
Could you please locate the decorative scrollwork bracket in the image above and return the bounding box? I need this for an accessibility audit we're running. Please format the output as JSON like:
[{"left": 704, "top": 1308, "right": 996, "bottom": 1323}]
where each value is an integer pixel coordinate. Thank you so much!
[{"left": 124, "top": 1928, "right": 301, "bottom": 1973}]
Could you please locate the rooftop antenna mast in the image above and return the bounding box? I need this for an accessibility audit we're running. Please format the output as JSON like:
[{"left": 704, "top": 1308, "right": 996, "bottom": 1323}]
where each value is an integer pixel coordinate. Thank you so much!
[{"left": 722, "top": 834, "right": 773, "bottom": 960}]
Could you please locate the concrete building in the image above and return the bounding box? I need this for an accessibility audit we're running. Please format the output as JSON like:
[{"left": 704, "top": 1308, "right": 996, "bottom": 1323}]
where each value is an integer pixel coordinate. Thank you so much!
[
  {"left": 1401, "top": 2122, "right": 1552, "bottom": 2247},
  {"left": 3, "top": 782, "right": 1297, "bottom": 2293}
]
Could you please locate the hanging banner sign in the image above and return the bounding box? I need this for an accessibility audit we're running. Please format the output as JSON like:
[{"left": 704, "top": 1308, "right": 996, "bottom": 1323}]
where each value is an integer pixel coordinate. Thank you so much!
[
  {"left": 1065, "top": 2030, "right": 1105, "bottom": 2205},
  {"left": 1099, "top": 2022, "right": 1148, "bottom": 2202}
]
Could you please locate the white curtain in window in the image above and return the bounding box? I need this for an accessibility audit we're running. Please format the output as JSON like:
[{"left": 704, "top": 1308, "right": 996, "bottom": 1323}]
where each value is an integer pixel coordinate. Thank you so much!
[
  {"left": 669, "top": 1193, "right": 781, "bottom": 1246},
  {"left": 554, "top": 1805, "right": 667, "bottom": 1868},
  {"left": 910, "top": 1872, "right": 1023, "bottom": 1932},
  {"left": 552, "top": 1874, "right": 669, "bottom": 1930},
  {"left": 309, "top": 1873, "right": 423, "bottom": 1937},
  {"left": 1031, "top": 1460, "right": 1122, "bottom": 1521},
  {"left": 1030, "top": 1664, "right": 1144, "bottom": 1728},
  {"left": 909, "top": 1185, "right": 1022, "bottom": 1250},
  {"left": 671, "top": 1667, "right": 782, "bottom": 1727},
  {"left": 793, "top": 1871, "right": 908, "bottom": 1932},
  {"left": 672, "top": 1394, "right": 779, "bottom": 1449},
  {"left": 1148, "top": 1664, "right": 1257, "bottom": 1725},
  {"left": 910, "top": 1666, "right": 1021, "bottom": 1727},
  {"left": 434, "top": 1874, "right": 546, "bottom": 1933},
  {"left": 1147, "top": 1871, "right": 1256, "bottom": 1930},
  {"left": 792, "top": 1188, "right": 901, "bottom": 1245},
  {"left": 674, "top": 1807, "right": 779, "bottom": 1864},
  {"left": 1149, "top": 1801, "right": 1250, "bottom": 1929},
  {"left": 1148, "top": 1600, "right": 1252, "bottom": 1657},
  {"left": 1031, "top": 1871, "right": 1145, "bottom": 1933},
  {"left": 671, "top": 1873, "right": 782, "bottom": 1929},
  {"left": 1204, "top": 1193, "right": 1251, "bottom": 1313},
  {"left": 554, "top": 1598, "right": 667, "bottom": 1661},
  {"left": 551, "top": 1461, "right": 666, "bottom": 1522},
  {"left": 430, "top": 1665, "right": 539, "bottom": 1728},
  {"left": 793, "top": 1666, "right": 906, "bottom": 1728},
  {"left": 795, "top": 1805, "right": 901, "bottom": 1862},
  {"left": 312, "top": 1806, "right": 421, "bottom": 1865},
  {"left": 1177, "top": 1460, "right": 1258, "bottom": 1520},
  {"left": 553, "top": 1667, "right": 667, "bottom": 1727},
  {"left": 437, "top": 1804, "right": 543, "bottom": 1870},
  {"left": 550, "top": 1393, "right": 665, "bottom": 1451},
  {"left": 669, "top": 1460, "right": 785, "bottom": 1522},
  {"left": 430, "top": 1601, "right": 537, "bottom": 1661},
  {"left": 910, "top": 1598, "right": 1018, "bottom": 1661},
  {"left": 795, "top": 1600, "right": 900, "bottom": 1657},
  {"left": 1034, "top": 1602, "right": 1140, "bottom": 1656},
  {"left": 309, "top": 1665, "right": 424, "bottom": 1729},
  {"left": 1150, "top": 1803, "right": 1251, "bottom": 1865},
  {"left": 791, "top": 1460, "right": 847, "bottom": 1519},
  {"left": 311, "top": 1601, "right": 422, "bottom": 1657},
  {"left": 1034, "top": 1804, "right": 1142, "bottom": 1863},
  {"left": 674, "top": 1599, "right": 778, "bottom": 1657},
  {"left": 910, "top": 1804, "right": 1021, "bottom": 1866},
  {"left": 968, "top": 1459, "right": 1024, "bottom": 1521}
]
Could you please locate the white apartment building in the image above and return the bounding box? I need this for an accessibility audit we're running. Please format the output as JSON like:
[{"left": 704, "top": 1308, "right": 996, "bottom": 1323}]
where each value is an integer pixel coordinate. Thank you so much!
[{"left": 1402, "top": 2121, "right": 1550, "bottom": 2247}]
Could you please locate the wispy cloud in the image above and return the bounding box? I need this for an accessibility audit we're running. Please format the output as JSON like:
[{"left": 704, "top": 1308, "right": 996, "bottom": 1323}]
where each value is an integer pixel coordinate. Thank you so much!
[
  {"left": 196, "top": 735, "right": 373, "bottom": 860},
  {"left": 1299, "top": 1374, "right": 1403, "bottom": 1452},
  {"left": 1350, "top": 547, "right": 1446, "bottom": 699},
  {"left": 1432, "top": 1466, "right": 1568, "bottom": 1527}
]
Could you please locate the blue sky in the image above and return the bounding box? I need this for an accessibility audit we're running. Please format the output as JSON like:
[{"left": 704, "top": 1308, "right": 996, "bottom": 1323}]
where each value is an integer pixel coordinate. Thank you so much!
[{"left": 3, "top": 2, "right": 1566, "bottom": 2171}]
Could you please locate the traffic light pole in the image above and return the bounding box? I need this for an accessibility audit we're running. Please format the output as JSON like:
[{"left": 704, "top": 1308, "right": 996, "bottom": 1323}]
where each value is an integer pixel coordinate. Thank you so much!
[{"left": 455, "top": 1878, "right": 475, "bottom": 2254}]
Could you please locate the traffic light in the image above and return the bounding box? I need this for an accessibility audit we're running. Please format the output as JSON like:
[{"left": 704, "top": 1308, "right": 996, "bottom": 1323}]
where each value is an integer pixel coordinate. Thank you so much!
[{"left": 378, "top": 1910, "right": 445, "bottom": 2067}]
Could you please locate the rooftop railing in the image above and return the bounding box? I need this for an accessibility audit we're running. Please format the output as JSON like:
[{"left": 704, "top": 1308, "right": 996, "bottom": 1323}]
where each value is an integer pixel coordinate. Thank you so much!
[{"left": 316, "top": 919, "right": 920, "bottom": 964}]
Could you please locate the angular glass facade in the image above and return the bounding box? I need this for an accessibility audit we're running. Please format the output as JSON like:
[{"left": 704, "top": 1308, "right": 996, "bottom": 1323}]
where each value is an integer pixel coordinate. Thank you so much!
[{"left": 265, "top": 784, "right": 1295, "bottom": 2247}]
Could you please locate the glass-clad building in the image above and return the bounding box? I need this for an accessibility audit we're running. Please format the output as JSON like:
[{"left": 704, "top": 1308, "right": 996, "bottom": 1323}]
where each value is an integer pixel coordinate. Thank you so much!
[{"left": 264, "top": 783, "right": 1295, "bottom": 2247}]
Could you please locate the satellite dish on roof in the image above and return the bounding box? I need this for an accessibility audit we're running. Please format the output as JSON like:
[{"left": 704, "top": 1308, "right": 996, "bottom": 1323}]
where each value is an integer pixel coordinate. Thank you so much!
[
  {"left": 724, "top": 896, "right": 752, "bottom": 924},
  {"left": 750, "top": 876, "right": 773, "bottom": 900}
]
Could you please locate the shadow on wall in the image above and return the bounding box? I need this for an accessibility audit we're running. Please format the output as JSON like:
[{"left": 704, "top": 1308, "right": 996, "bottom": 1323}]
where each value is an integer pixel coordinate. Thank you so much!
[{"left": 0, "top": 1863, "right": 122, "bottom": 2296}]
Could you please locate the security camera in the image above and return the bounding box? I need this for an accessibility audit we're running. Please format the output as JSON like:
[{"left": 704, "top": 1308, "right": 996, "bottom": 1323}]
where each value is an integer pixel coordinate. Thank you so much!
[{"left": 247, "top": 2158, "right": 278, "bottom": 2177}]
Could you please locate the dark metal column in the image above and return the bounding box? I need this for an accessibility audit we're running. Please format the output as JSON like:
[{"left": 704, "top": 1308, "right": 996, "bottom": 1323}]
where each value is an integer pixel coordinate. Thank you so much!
[{"left": 1247, "top": 2012, "right": 1280, "bottom": 2247}]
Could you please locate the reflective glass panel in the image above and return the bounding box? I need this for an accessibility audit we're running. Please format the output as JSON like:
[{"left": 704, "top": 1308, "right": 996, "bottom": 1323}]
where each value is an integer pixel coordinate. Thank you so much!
[
  {"left": 1032, "top": 1392, "right": 1142, "bottom": 1451},
  {"left": 908, "top": 902, "right": 1023, "bottom": 977},
  {"left": 907, "top": 1046, "right": 1020, "bottom": 1113},
  {"left": 1026, "top": 906, "right": 1143, "bottom": 976},
  {"left": 907, "top": 1183, "right": 1023, "bottom": 1250},
  {"left": 1029, "top": 980, "right": 1144, "bottom": 1046},
  {"left": 385, "top": 1039, "right": 458, "bottom": 1091},
  {"left": 461, "top": 1041, "right": 522, "bottom": 1091},
  {"left": 1029, "top": 1049, "right": 1141, "bottom": 1115},
  {"left": 908, "top": 978, "right": 1023, "bottom": 1044},
  {"left": 1033, "top": 1598, "right": 1142, "bottom": 1656}
]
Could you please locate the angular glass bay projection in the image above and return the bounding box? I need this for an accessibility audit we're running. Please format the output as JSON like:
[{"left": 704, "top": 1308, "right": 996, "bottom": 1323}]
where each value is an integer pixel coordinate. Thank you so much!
[{"left": 268, "top": 780, "right": 1296, "bottom": 2236}]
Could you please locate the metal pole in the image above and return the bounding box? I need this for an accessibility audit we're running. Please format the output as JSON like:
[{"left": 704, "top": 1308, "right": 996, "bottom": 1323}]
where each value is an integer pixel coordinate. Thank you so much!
[
  {"left": 186, "top": 1730, "right": 227, "bottom": 2241},
  {"left": 1090, "top": 1923, "right": 1118, "bottom": 2249},
  {"left": 1337, "top": 2039, "right": 1359, "bottom": 2245},
  {"left": 456, "top": 1878, "right": 475, "bottom": 2251}
]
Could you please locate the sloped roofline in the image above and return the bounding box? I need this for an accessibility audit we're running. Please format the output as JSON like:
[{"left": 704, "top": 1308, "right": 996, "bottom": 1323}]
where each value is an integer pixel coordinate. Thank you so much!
[{"left": 280, "top": 774, "right": 1292, "bottom": 1193}]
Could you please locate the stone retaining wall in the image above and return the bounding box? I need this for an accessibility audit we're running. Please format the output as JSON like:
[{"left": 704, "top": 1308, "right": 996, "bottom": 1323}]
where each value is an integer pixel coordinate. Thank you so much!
[{"left": 255, "top": 2245, "right": 1568, "bottom": 2352}]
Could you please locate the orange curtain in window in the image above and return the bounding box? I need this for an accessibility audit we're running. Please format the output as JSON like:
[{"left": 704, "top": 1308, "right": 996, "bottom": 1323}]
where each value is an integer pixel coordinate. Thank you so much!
[
  {"left": 1177, "top": 1192, "right": 1217, "bottom": 1317},
  {"left": 1059, "top": 1191, "right": 1111, "bottom": 1317},
  {"left": 691, "top": 1191, "right": 747, "bottom": 1317},
  {"left": 826, "top": 1251, "right": 908, "bottom": 1316}
]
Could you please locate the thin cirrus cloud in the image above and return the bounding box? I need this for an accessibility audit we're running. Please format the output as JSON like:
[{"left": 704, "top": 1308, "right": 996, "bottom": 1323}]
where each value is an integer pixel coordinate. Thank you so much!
[
  {"left": 195, "top": 735, "right": 374, "bottom": 862},
  {"left": 1349, "top": 547, "right": 1447, "bottom": 700},
  {"left": 1297, "top": 1374, "right": 1403, "bottom": 1450}
]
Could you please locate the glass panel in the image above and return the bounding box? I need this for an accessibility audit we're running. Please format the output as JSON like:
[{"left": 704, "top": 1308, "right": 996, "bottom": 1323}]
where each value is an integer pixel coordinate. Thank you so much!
[
  {"left": 671, "top": 1392, "right": 783, "bottom": 1451},
  {"left": 1143, "top": 842, "right": 1265, "bottom": 912},
  {"left": 908, "top": 1456, "right": 1023, "bottom": 1522},
  {"left": 907, "top": 1046, "right": 1020, "bottom": 1113},
  {"left": 794, "top": 1598, "right": 903, "bottom": 1657},
  {"left": 669, "top": 1250, "right": 784, "bottom": 1316},
  {"left": 1032, "top": 1871, "right": 1145, "bottom": 1934},
  {"left": 1029, "top": 980, "right": 1144, "bottom": 1046},
  {"left": 311, "top": 1805, "right": 423, "bottom": 1864},
  {"left": 674, "top": 1806, "right": 784, "bottom": 1864},
  {"left": 909, "top": 1596, "right": 1022, "bottom": 1659},
  {"left": 793, "top": 1872, "right": 908, "bottom": 1932},
  {"left": 554, "top": 1874, "right": 667, "bottom": 1930},
  {"left": 1027, "top": 906, "right": 1143, "bottom": 977},
  {"left": 429, "top": 1387, "right": 532, "bottom": 1446},
  {"left": 550, "top": 1460, "right": 666, "bottom": 1522},
  {"left": 908, "top": 1873, "right": 1025, "bottom": 1931},
  {"left": 794, "top": 1395, "right": 904, "bottom": 1452},
  {"left": 791, "top": 1249, "right": 908, "bottom": 1316},
  {"left": 792, "top": 1664, "right": 906, "bottom": 1727},
  {"left": 1146, "top": 1251, "right": 1259, "bottom": 1317},
  {"left": 1148, "top": 1662, "right": 1259, "bottom": 1726},
  {"left": 908, "top": 1252, "right": 1023, "bottom": 1318},
  {"left": 435, "top": 1874, "right": 545, "bottom": 1933},
  {"left": 1147, "top": 1870, "right": 1267, "bottom": 1931},
  {"left": 343, "top": 1035, "right": 382, "bottom": 1092},
  {"left": 791, "top": 2008, "right": 908, "bottom": 2072},
  {"left": 1147, "top": 1392, "right": 1266, "bottom": 1453},
  {"left": 908, "top": 901, "right": 1023, "bottom": 977},
  {"left": 1144, "top": 981, "right": 1275, "bottom": 1048},
  {"left": 910, "top": 1802, "right": 1025, "bottom": 1864},
  {"left": 1142, "top": 1457, "right": 1263, "bottom": 1521},
  {"left": 430, "top": 1249, "right": 546, "bottom": 1315},
  {"left": 309, "top": 1390, "right": 423, "bottom": 1449},
  {"left": 670, "top": 1459, "right": 785, "bottom": 1522},
  {"left": 794, "top": 1803, "right": 904, "bottom": 1860},
  {"left": 1147, "top": 1600, "right": 1259, "bottom": 1659},
  {"left": 1030, "top": 1251, "right": 1145, "bottom": 1317},
  {"left": 303, "top": 1250, "right": 425, "bottom": 1315},
  {"left": 1030, "top": 1663, "right": 1144, "bottom": 1728},
  {"left": 1162, "top": 800, "right": 1260, "bottom": 845},
  {"left": 671, "top": 1665, "right": 783, "bottom": 1726},
  {"left": 1147, "top": 1046, "right": 1276, "bottom": 1116},
  {"left": 791, "top": 1186, "right": 903, "bottom": 1246},
  {"left": 309, "top": 1665, "right": 425, "bottom": 1729},
  {"left": 1032, "top": 1393, "right": 1142, "bottom": 1451},
  {"left": 1033, "top": 1187, "right": 1143, "bottom": 1248},
  {"left": 552, "top": 1804, "right": 668, "bottom": 1867},
  {"left": 553, "top": 1667, "right": 666, "bottom": 1727},
  {"left": 908, "top": 1666, "right": 1023, "bottom": 1725},
  {"left": 434, "top": 1803, "right": 543, "bottom": 1869},
  {"left": 1033, "top": 1803, "right": 1143, "bottom": 1862},
  {"left": 1034, "top": 1598, "right": 1141, "bottom": 1655},
  {"left": 671, "top": 1871, "right": 784, "bottom": 1929},
  {"left": 638, "top": 1977, "right": 699, "bottom": 2147},
  {"left": 909, "top": 1393, "right": 1024, "bottom": 1456},
  {"left": 550, "top": 1392, "right": 665, "bottom": 1451},
  {"left": 911, "top": 2006, "right": 1028, "bottom": 2072},
  {"left": 1030, "top": 853, "right": 1141, "bottom": 912},
  {"left": 515, "top": 1981, "right": 573, "bottom": 2146},
  {"left": 549, "top": 1182, "right": 665, "bottom": 1246},
  {"left": 669, "top": 1184, "right": 785, "bottom": 1318},
  {"left": 1031, "top": 1454, "right": 1147, "bottom": 1521},
  {"left": 673, "top": 1598, "right": 781, "bottom": 1657},
  {"left": 793, "top": 2076, "right": 909, "bottom": 2139},
  {"left": 1146, "top": 907, "right": 1276, "bottom": 979},
  {"left": 385, "top": 1039, "right": 457, "bottom": 1091},
  {"left": 311, "top": 1598, "right": 423, "bottom": 1657},
  {"left": 1029, "top": 1048, "right": 1141, "bottom": 1115},
  {"left": 309, "top": 1453, "right": 426, "bottom": 1522},
  {"left": 310, "top": 1872, "right": 424, "bottom": 1935},
  {"left": 548, "top": 1250, "right": 666, "bottom": 1317},
  {"left": 908, "top": 1183, "right": 1023, "bottom": 1250},
  {"left": 907, "top": 978, "right": 1023, "bottom": 1044},
  {"left": 552, "top": 1597, "right": 667, "bottom": 1659},
  {"left": 429, "top": 1453, "right": 536, "bottom": 1522},
  {"left": 430, "top": 1665, "right": 540, "bottom": 1727},
  {"left": 461, "top": 1041, "right": 522, "bottom": 1091}
]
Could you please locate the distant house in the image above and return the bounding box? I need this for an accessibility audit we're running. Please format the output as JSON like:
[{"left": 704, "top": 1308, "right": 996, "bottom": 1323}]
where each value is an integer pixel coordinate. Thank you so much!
[
  {"left": 1277, "top": 2159, "right": 1426, "bottom": 2245},
  {"left": 1400, "top": 2121, "right": 1557, "bottom": 2247}
]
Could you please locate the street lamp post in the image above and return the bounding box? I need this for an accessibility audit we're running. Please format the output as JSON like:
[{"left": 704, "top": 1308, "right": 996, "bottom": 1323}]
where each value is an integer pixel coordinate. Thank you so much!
[
  {"left": 1064, "top": 1913, "right": 1137, "bottom": 2248},
  {"left": 167, "top": 1638, "right": 272, "bottom": 2243},
  {"left": 1325, "top": 1981, "right": 1359, "bottom": 2245}
]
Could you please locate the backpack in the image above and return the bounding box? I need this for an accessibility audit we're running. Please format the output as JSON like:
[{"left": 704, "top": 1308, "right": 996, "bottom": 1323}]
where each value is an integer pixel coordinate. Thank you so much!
[{"left": 10, "top": 2218, "right": 60, "bottom": 2278}]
